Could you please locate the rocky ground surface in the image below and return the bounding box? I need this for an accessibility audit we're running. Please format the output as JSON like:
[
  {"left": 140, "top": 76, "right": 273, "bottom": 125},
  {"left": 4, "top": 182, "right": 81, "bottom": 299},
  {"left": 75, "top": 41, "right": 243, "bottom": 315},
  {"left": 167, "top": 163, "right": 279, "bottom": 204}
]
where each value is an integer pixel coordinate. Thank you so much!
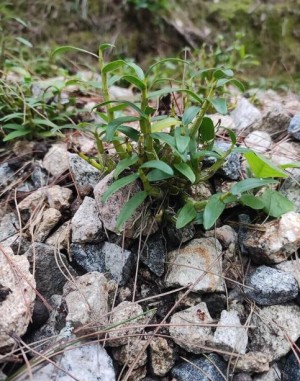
[{"left": 1, "top": 84, "right": 300, "bottom": 381}]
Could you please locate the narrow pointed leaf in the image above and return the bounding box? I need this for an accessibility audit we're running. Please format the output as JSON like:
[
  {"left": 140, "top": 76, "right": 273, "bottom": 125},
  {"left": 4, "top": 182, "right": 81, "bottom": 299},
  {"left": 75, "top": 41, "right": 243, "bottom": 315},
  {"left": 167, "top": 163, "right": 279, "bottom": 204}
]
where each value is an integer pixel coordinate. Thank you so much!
[
  {"left": 102, "top": 60, "right": 125, "bottom": 74},
  {"left": 99, "top": 43, "right": 115, "bottom": 51},
  {"left": 121, "top": 75, "right": 146, "bottom": 91},
  {"left": 231, "top": 178, "right": 278, "bottom": 195},
  {"left": 141, "top": 160, "right": 173, "bottom": 175},
  {"left": 102, "top": 173, "right": 139, "bottom": 203},
  {"left": 51, "top": 45, "right": 98, "bottom": 59},
  {"left": 182, "top": 106, "right": 200, "bottom": 125},
  {"left": 244, "top": 152, "right": 288, "bottom": 178},
  {"left": 174, "top": 163, "right": 196, "bottom": 183},
  {"left": 239, "top": 195, "right": 265, "bottom": 209},
  {"left": 176, "top": 203, "right": 197, "bottom": 229},
  {"left": 15, "top": 36, "right": 32, "bottom": 48},
  {"left": 203, "top": 196, "right": 225, "bottom": 229},
  {"left": 147, "top": 169, "right": 173, "bottom": 182},
  {"left": 151, "top": 132, "right": 176, "bottom": 149},
  {"left": 126, "top": 62, "right": 145, "bottom": 80},
  {"left": 3, "top": 129, "right": 31, "bottom": 141},
  {"left": 151, "top": 117, "right": 180, "bottom": 132},
  {"left": 117, "top": 126, "right": 140, "bottom": 142},
  {"left": 105, "top": 116, "right": 140, "bottom": 141},
  {"left": 260, "top": 189, "right": 294, "bottom": 217},
  {"left": 116, "top": 191, "right": 148, "bottom": 231},
  {"left": 114, "top": 154, "right": 139, "bottom": 179}
]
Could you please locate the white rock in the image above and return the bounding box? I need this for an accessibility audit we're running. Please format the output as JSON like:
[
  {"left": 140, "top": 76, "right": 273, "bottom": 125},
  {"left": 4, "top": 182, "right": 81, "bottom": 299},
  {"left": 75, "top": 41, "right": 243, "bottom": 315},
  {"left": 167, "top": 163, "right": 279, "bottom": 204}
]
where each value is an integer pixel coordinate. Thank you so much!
[
  {"left": 63, "top": 272, "right": 109, "bottom": 335},
  {"left": 275, "top": 259, "right": 300, "bottom": 287},
  {"left": 0, "top": 246, "right": 36, "bottom": 348},
  {"left": 0, "top": 212, "right": 19, "bottom": 242},
  {"left": 35, "top": 208, "right": 61, "bottom": 242},
  {"left": 18, "top": 185, "right": 72, "bottom": 212},
  {"left": 244, "top": 131, "right": 272, "bottom": 153},
  {"left": 169, "top": 303, "right": 214, "bottom": 354},
  {"left": 249, "top": 303, "right": 300, "bottom": 361},
  {"left": 108, "top": 301, "right": 149, "bottom": 347},
  {"left": 231, "top": 98, "right": 262, "bottom": 131},
  {"left": 43, "top": 144, "right": 69, "bottom": 177},
  {"left": 243, "top": 212, "right": 300, "bottom": 264},
  {"left": 271, "top": 141, "right": 300, "bottom": 167},
  {"left": 71, "top": 196, "right": 103, "bottom": 243},
  {"left": 253, "top": 364, "right": 281, "bottom": 381},
  {"left": 233, "top": 351, "right": 271, "bottom": 373},
  {"left": 17, "top": 342, "right": 115, "bottom": 381},
  {"left": 209, "top": 113, "right": 235, "bottom": 129},
  {"left": 103, "top": 242, "right": 133, "bottom": 285},
  {"left": 213, "top": 310, "right": 248, "bottom": 354},
  {"left": 165, "top": 238, "right": 224, "bottom": 292}
]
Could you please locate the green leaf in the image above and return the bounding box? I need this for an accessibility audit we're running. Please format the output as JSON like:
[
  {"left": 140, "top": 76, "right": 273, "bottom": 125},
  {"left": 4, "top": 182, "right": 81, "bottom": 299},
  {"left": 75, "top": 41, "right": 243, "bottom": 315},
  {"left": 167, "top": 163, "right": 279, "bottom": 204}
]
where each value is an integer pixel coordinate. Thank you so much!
[
  {"left": 3, "top": 128, "right": 31, "bottom": 141},
  {"left": 105, "top": 116, "right": 140, "bottom": 141},
  {"left": 174, "top": 163, "right": 196, "bottom": 183},
  {"left": 141, "top": 160, "right": 174, "bottom": 175},
  {"left": 116, "top": 191, "right": 148, "bottom": 231},
  {"left": 239, "top": 195, "right": 265, "bottom": 209},
  {"left": 102, "top": 60, "right": 125, "bottom": 74},
  {"left": 51, "top": 45, "right": 98, "bottom": 59},
  {"left": 102, "top": 173, "right": 139, "bottom": 203},
  {"left": 121, "top": 75, "right": 146, "bottom": 91},
  {"left": 209, "top": 98, "right": 228, "bottom": 115},
  {"left": 176, "top": 203, "right": 197, "bottom": 229},
  {"left": 200, "top": 117, "right": 215, "bottom": 147},
  {"left": 15, "top": 36, "right": 32, "bottom": 48},
  {"left": 145, "top": 58, "right": 187, "bottom": 77},
  {"left": 32, "top": 118, "right": 58, "bottom": 129},
  {"left": 2, "top": 123, "right": 23, "bottom": 130},
  {"left": 182, "top": 106, "right": 200, "bottom": 125},
  {"left": 260, "top": 189, "right": 294, "bottom": 217},
  {"left": 213, "top": 68, "right": 234, "bottom": 79},
  {"left": 151, "top": 132, "right": 176, "bottom": 150},
  {"left": 151, "top": 117, "right": 180, "bottom": 132},
  {"left": 99, "top": 43, "right": 115, "bottom": 51},
  {"left": 175, "top": 132, "right": 190, "bottom": 154},
  {"left": 280, "top": 162, "right": 300, "bottom": 169},
  {"left": 244, "top": 152, "right": 288, "bottom": 178},
  {"left": 203, "top": 196, "right": 225, "bottom": 229},
  {"left": 231, "top": 178, "right": 278, "bottom": 195},
  {"left": 114, "top": 155, "right": 139, "bottom": 179},
  {"left": 0, "top": 113, "right": 23, "bottom": 122},
  {"left": 147, "top": 169, "right": 173, "bottom": 182},
  {"left": 118, "top": 126, "right": 140, "bottom": 142},
  {"left": 216, "top": 78, "right": 244, "bottom": 92},
  {"left": 93, "top": 100, "right": 146, "bottom": 117},
  {"left": 12, "top": 17, "right": 28, "bottom": 27},
  {"left": 126, "top": 62, "right": 145, "bottom": 80}
]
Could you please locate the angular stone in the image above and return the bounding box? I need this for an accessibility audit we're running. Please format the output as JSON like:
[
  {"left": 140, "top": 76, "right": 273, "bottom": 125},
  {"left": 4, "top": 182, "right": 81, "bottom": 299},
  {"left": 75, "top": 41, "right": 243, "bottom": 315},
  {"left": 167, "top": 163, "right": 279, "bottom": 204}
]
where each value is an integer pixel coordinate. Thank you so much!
[
  {"left": 275, "top": 259, "right": 300, "bottom": 287},
  {"left": 233, "top": 373, "right": 253, "bottom": 381},
  {"left": 244, "top": 131, "right": 272, "bottom": 153},
  {"left": 0, "top": 247, "right": 36, "bottom": 349},
  {"left": 0, "top": 162, "right": 14, "bottom": 189},
  {"left": 139, "top": 233, "right": 166, "bottom": 276},
  {"left": 260, "top": 108, "right": 291, "bottom": 140},
  {"left": 171, "top": 353, "right": 227, "bottom": 381},
  {"left": 25, "top": 243, "right": 77, "bottom": 299},
  {"left": 165, "top": 238, "right": 224, "bottom": 292},
  {"left": 45, "top": 221, "right": 71, "bottom": 250},
  {"left": 149, "top": 337, "right": 175, "bottom": 376},
  {"left": 35, "top": 208, "right": 61, "bottom": 242},
  {"left": 112, "top": 338, "right": 148, "bottom": 369},
  {"left": 71, "top": 196, "right": 104, "bottom": 243},
  {"left": 169, "top": 303, "right": 214, "bottom": 354},
  {"left": 231, "top": 97, "right": 262, "bottom": 131},
  {"left": 63, "top": 272, "right": 109, "bottom": 335},
  {"left": 104, "top": 242, "right": 133, "bottom": 285},
  {"left": 253, "top": 364, "right": 281, "bottom": 381},
  {"left": 244, "top": 266, "right": 299, "bottom": 305},
  {"left": 233, "top": 352, "right": 271, "bottom": 373},
  {"left": 249, "top": 303, "right": 300, "bottom": 361},
  {"left": 68, "top": 153, "right": 103, "bottom": 196},
  {"left": 70, "top": 243, "right": 106, "bottom": 272},
  {"left": 43, "top": 144, "right": 69, "bottom": 177},
  {"left": 108, "top": 301, "right": 149, "bottom": 347},
  {"left": 94, "top": 172, "right": 146, "bottom": 238},
  {"left": 18, "top": 185, "right": 72, "bottom": 212},
  {"left": 242, "top": 212, "right": 300, "bottom": 264},
  {"left": 213, "top": 310, "right": 248, "bottom": 354},
  {"left": 0, "top": 212, "right": 19, "bottom": 242},
  {"left": 282, "top": 349, "right": 300, "bottom": 381},
  {"left": 288, "top": 113, "right": 300, "bottom": 140}
]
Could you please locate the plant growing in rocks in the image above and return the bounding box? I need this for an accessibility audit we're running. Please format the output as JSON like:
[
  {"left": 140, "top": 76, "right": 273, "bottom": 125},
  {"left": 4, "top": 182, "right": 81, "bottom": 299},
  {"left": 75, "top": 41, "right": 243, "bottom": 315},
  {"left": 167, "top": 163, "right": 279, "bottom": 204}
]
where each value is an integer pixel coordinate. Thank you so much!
[{"left": 48, "top": 44, "right": 297, "bottom": 232}]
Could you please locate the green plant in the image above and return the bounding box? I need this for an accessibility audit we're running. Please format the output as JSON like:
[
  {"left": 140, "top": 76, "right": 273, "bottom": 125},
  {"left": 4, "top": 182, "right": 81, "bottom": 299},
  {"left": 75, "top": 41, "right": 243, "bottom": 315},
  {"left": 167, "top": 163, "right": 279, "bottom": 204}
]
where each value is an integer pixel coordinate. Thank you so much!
[{"left": 50, "top": 44, "right": 296, "bottom": 231}]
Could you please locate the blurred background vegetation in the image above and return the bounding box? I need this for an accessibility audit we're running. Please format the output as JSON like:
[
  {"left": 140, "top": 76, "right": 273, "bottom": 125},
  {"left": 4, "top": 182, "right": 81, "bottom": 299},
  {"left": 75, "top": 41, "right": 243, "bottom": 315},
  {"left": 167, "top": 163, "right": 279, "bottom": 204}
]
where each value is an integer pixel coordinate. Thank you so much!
[{"left": 1, "top": 0, "right": 300, "bottom": 89}]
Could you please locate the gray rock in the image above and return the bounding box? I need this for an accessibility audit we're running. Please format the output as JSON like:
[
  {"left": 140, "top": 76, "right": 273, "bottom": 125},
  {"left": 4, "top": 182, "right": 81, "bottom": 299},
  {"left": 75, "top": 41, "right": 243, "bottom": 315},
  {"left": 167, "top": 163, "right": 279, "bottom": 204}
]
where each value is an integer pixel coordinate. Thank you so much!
[
  {"left": 68, "top": 153, "right": 103, "bottom": 196},
  {"left": 213, "top": 310, "right": 248, "bottom": 354},
  {"left": 94, "top": 172, "right": 147, "bottom": 238},
  {"left": 70, "top": 243, "right": 106, "bottom": 273},
  {"left": 249, "top": 303, "right": 300, "bottom": 361},
  {"left": 271, "top": 141, "right": 300, "bottom": 167},
  {"left": 234, "top": 352, "right": 271, "bottom": 373},
  {"left": 1, "top": 234, "right": 30, "bottom": 255},
  {"left": 165, "top": 223, "right": 195, "bottom": 247},
  {"left": 35, "top": 208, "right": 62, "bottom": 242},
  {"left": 0, "top": 246, "right": 36, "bottom": 349},
  {"left": 104, "top": 242, "right": 133, "bottom": 285},
  {"left": 17, "top": 342, "right": 115, "bottom": 381},
  {"left": 165, "top": 238, "right": 224, "bottom": 293},
  {"left": 288, "top": 113, "right": 300, "bottom": 140},
  {"left": 63, "top": 272, "right": 109, "bottom": 335},
  {"left": 244, "top": 266, "right": 299, "bottom": 305},
  {"left": 43, "top": 144, "right": 69, "bottom": 177},
  {"left": 275, "top": 259, "right": 300, "bottom": 287},
  {"left": 31, "top": 163, "right": 48, "bottom": 189},
  {"left": 171, "top": 353, "right": 227, "bottom": 381},
  {"left": 71, "top": 196, "right": 104, "bottom": 243},
  {"left": 108, "top": 301, "right": 150, "bottom": 347},
  {"left": 25, "top": 243, "right": 77, "bottom": 299},
  {"left": 231, "top": 97, "right": 262, "bottom": 131},
  {"left": 282, "top": 349, "right": 300, "bottom": 381},
  {"left": 149, "top": 337, "right": 175, "bottom": 376},
  {"left": 260, "top": 108, "right": 291, "bottom": 140},
  {"left": 213, "top": 140, "right": 242, "bottom": 180},
  {"left": 169, "top": 303, "right": 214, "bottom": 354},
  {"left": 280, "top": 173, "right": 300, "bottom": 213},
  {"left": 244, "top": 131, "right": 272, "bottom": 153},
  {"left": 233, "top": 374, "right": 253, "bottom": 381},
  {"left": 242, "top": 212, "right": 300, "bottom": 264},
  {"left": 0, "top": 162, "right": 14, "bottom": 189},
  {"left": 45, "top": 221, "right": 71, "bottom": 250},
  {"left": 0, "top": 212, "right": 19, "bottom": 241},
  {"left": 253, "top": 364, "right": 281, "bottom": 381},
  {"left": 140, "top": 233, "right": 166, "bottom": 276},
  {"left": 112, "top": 338, "right": 148, "bottom": 369}
]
